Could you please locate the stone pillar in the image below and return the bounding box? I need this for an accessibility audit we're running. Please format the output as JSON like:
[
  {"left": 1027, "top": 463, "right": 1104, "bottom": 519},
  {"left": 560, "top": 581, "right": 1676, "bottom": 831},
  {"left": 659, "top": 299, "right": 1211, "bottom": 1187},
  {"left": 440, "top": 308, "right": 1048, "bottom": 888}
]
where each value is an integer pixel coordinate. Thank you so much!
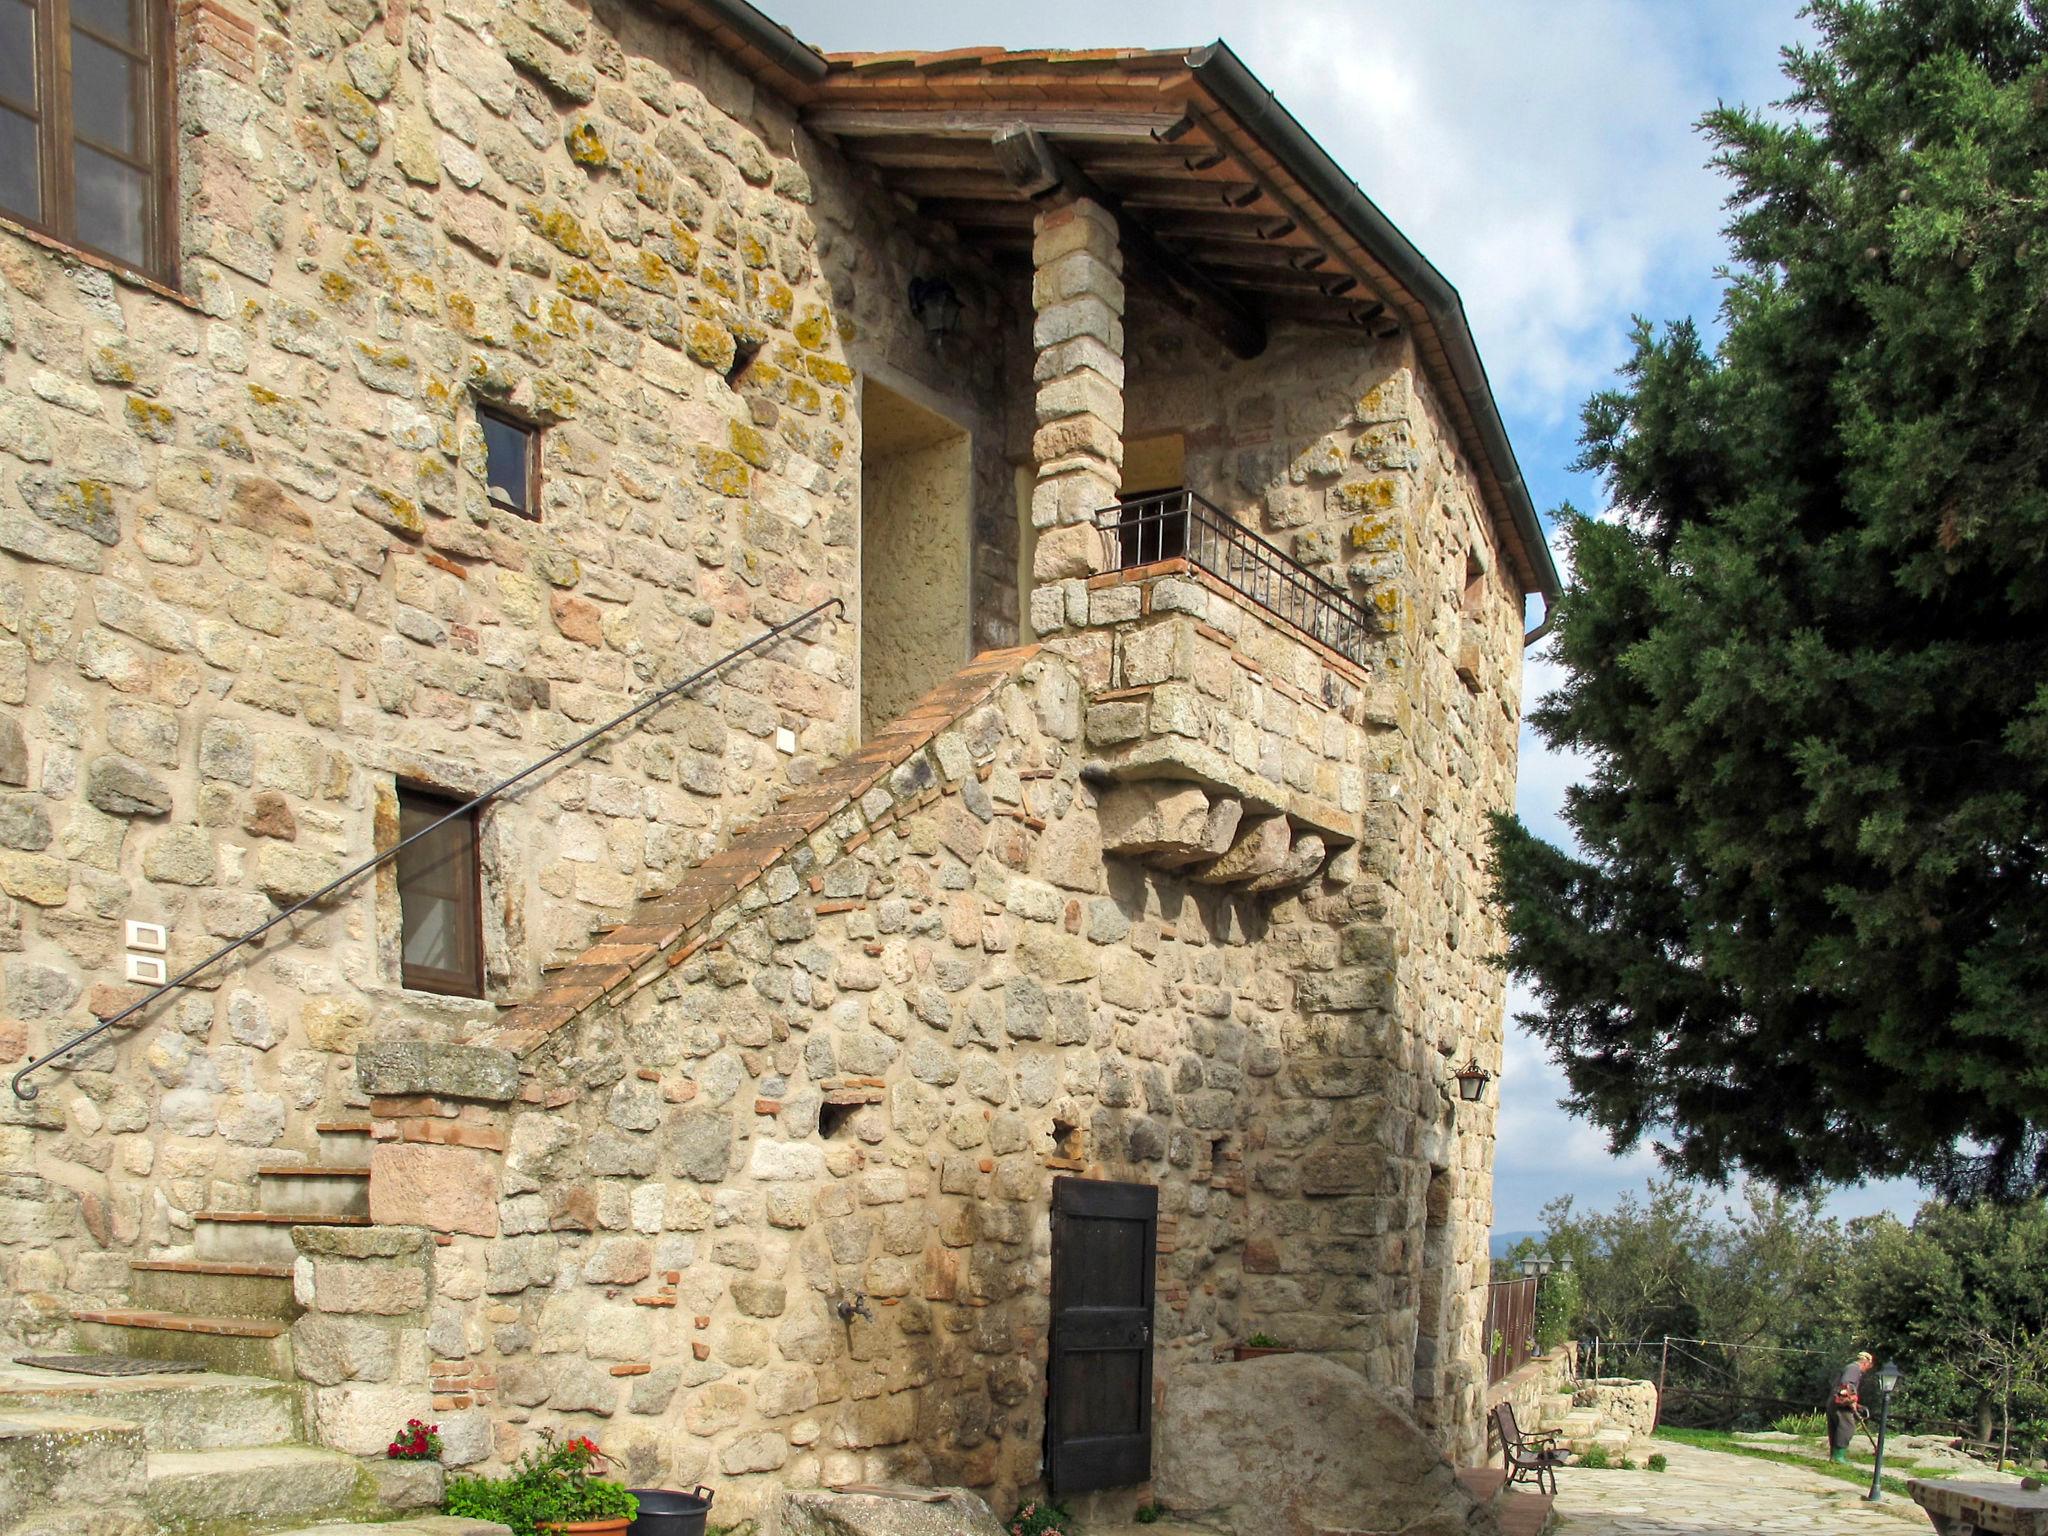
[{"left": 1027, "top": 198, "right": 1124, "bottom": 604}]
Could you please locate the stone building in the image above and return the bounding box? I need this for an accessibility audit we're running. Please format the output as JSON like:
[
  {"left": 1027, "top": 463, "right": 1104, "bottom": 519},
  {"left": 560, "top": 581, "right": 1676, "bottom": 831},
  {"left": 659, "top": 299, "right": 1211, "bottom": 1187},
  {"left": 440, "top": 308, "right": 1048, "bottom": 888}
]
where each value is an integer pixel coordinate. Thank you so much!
[{"left": 0, "top": 0, "right": 1558, "bottom": 1530}]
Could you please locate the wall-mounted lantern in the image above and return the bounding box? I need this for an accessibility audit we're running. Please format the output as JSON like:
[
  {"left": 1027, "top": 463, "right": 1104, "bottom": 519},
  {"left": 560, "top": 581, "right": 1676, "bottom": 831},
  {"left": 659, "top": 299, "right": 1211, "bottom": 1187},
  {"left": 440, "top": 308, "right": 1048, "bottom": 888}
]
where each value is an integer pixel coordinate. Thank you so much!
[
  {"left": 1453, "top": 1059, "right": 1493, "bottom": 1103},
  {"left": 908, "top": 276, "right": 962, "bottom": 342}
]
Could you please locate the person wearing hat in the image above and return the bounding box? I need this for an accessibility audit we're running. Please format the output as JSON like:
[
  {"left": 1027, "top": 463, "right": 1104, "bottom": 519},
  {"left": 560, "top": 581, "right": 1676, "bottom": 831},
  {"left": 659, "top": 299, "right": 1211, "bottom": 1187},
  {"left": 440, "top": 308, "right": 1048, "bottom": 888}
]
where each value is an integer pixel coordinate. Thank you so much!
[{"left": 1828, "top": 1351, "right": 1875, "bottom": 1462}]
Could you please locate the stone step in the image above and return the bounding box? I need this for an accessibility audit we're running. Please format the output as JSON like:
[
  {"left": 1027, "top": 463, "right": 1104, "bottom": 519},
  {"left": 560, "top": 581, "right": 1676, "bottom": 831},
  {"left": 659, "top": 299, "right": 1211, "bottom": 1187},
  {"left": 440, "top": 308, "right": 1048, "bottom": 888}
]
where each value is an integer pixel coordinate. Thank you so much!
[
  {"left": 0, "top": 1408, "right": 148, "bottom": 1530},
  {"left": 195, "top": 1210, "right": 373, "bottom": 1265},
  {"left": 254, "top": 1165, "right": 371, "bottom": 1219},
  {"left": 69, "top": 1309, "right": 293, "bottom": 1380},
  {"left": 128, "top": 1259, "right": 298, "bottom": 1322},
  {"left": 316, "top": 1120, "right": 375, "bottom": 1162},
  {"left": 144, "top": 1444, "right": 374, "bottom": 1533},
  {"left": 0, "top": 1361, "right": 298, "bottom": 1451}
]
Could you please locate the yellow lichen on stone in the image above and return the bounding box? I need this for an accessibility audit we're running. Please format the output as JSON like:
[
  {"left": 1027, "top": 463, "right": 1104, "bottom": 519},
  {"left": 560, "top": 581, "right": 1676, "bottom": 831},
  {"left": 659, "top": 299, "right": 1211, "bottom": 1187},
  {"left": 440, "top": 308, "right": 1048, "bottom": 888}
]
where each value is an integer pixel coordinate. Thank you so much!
[
  {"left": 356, "top": 485, "right": 426, "bottom": 536},
  {"left": 321, "top": 270, "right": 362, "bottom": 306},
  {"left": 728, "top": 422, "right": 772, "bottom": 469},
  {"left": 93, "top": 347, "right": 136, "bottom": 386},
  {"left": 534, "top": 377, "right": 576, "bottom": 418},
  {"left": 785, "top": 377, "right": 821, "bottom": 415},
  {"left": 756, "top": 275, "right": 793, "bottom": 327},
  {"left": 685, "top": 319, "right": 736, "bottom": 374},
  {"left": 804, "top": 356, "right": 853, "bottom": 388},
  {"left": 695, "top": 445, "right": 752, "bottom": 497},
  {"left": 1333, "top": 479, "right": 1399, "bottom": 515},
  {"left": 737, "top": 232, "right": 770, "bottom": 270},
  {"left": 519, "top": 203, "right": 608, "bottom": 265},
  {"left": 633, "top": 251, "right": 677, "bottom": 295},
  {"left": 124, "top": 397, "right": 175, "bottom": 438},
  {"left": 792, "top": 307, "right": 830, "bottom": 351},
  {"left": 564, "top": 119, "right": 610, "bottom": 167}
]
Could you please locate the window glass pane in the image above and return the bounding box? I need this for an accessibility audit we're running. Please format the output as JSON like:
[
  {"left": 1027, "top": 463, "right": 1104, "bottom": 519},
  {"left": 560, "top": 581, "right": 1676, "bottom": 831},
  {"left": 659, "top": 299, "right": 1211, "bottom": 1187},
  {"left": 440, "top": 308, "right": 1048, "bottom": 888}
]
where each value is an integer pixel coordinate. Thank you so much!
[
  {"left": 397, "top": 792, "right": 481, "bottom": 995},
  {"left": 482, "top": 413, "right": 532, "bottom": 515},
  {"left": 70, "top": 0, "right": 138, "bottom": 45},
  {"left": 0, "top": 106, "right": 37, "bottom": 224},
  {"left": 0, "top": 2, "right": 35, "bottom": 108},
  {"left": 73, "top": 143, "right": 145, "bottom": 266},
  {"left": 72, "top": 32, "right": 138, "bottom": 155}
]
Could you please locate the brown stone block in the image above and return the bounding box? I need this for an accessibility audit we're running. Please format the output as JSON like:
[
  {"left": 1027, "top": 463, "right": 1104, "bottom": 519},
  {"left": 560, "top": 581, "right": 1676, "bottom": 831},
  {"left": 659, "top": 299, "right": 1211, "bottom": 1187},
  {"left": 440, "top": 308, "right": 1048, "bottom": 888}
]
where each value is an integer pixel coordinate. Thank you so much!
[{"left": 367, "top": 1143, "right": 499, "bottom": 1237}]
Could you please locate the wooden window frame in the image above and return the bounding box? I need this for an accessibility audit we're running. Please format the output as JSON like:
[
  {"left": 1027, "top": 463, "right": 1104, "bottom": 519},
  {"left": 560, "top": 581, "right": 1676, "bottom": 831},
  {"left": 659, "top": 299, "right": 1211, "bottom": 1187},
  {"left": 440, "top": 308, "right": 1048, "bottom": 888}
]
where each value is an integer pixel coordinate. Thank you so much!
[
  {"left": 0, "top": 0, "right": 178, "bottom": 285},
  {"left": 478, "top": 402, "right": 542, "bottom": 521},
  {"left": 394, "top": 781, "right": 486, "bottom": 1000}
]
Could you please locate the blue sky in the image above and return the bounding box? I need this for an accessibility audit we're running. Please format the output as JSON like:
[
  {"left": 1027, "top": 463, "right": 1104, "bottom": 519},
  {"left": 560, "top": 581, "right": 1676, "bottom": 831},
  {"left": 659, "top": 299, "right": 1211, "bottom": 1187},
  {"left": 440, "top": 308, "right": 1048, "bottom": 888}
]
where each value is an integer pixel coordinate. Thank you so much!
[{"left": 765, "top": 0, "right": 1929, "bottom": 1233}]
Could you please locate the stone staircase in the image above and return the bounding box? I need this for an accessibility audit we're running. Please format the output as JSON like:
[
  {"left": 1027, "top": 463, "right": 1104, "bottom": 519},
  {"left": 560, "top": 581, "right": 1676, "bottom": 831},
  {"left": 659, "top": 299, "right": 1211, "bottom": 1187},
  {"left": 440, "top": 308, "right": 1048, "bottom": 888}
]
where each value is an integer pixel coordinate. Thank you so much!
[
  {"left": 1536, "top": 1383, "right": 1648, "bottom": 1464},
  {"left": 0, "top": 1122, "right": 495, "bottom": 1535}
]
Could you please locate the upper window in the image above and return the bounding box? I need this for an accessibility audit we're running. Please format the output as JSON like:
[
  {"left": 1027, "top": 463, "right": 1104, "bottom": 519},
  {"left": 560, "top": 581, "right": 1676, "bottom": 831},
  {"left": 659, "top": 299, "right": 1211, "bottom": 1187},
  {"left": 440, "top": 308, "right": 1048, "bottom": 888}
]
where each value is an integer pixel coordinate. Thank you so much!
[
  {"left": 0, "top": 0, "right": 175, "bottom": 281},
  {"left": 480, "top": 406, "right": 540, "bottom": 519},
  {"left": 396, "top": 785, "right": 485, "bottom": 998}
]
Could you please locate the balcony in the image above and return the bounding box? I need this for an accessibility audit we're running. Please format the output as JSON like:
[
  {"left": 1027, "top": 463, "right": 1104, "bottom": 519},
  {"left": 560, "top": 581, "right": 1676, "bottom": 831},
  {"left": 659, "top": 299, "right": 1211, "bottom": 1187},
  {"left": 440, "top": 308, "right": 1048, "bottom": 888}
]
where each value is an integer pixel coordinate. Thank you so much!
[{"left": 1098, "top": 490, "right": 1374, "bottom": 666}]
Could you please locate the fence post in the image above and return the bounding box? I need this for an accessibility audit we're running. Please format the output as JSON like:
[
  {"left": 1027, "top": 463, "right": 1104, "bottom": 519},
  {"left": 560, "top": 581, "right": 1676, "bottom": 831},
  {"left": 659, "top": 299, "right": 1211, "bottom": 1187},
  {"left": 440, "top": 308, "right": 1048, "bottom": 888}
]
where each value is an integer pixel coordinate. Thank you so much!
[{"left": 1656, "top": 1335, "right": 1670, "bottom": 1432}]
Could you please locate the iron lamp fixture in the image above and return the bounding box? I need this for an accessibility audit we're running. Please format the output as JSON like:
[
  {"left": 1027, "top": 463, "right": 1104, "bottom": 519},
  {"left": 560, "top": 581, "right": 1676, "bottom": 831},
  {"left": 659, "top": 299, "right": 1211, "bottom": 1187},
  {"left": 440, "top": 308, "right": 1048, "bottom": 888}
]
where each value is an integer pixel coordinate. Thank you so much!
[
  {"left": 1453, "top": 1059, "right": 1492, "bottom": 1103},
  {"left": 908, "top": 276, "right": 963, "bottom": 341}
]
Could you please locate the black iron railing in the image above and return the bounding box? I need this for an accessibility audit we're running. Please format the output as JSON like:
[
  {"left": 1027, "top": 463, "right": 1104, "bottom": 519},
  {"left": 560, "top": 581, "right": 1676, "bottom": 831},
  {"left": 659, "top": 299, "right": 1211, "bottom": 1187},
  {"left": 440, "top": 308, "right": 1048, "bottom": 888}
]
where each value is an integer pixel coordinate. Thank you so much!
[
  {"left": 9, "top": 599, "right": 844, "bottom": 1101},
  {"left": 1097, "top": 490, "right": 1374, "bottom": 664}
]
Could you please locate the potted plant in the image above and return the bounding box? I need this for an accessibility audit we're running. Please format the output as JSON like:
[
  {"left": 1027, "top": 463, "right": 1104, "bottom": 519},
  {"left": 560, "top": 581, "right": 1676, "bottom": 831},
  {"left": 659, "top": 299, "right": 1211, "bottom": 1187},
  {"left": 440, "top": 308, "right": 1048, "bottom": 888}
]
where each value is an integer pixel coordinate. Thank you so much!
[
  {"left": 1232, "top": 1331, "right": 1295, "bottom": 1362},
  {"left": 445, "top": 1431, "right": 639, "bottom": 1535}
]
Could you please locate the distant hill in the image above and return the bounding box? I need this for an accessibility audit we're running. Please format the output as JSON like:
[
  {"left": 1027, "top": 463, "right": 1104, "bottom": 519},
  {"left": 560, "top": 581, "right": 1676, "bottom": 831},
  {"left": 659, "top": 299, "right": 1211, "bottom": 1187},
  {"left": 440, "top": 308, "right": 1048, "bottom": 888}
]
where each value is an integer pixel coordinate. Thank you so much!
[{"left": 1489, "top": 1229, "right": 1542, "bottom": 1259}]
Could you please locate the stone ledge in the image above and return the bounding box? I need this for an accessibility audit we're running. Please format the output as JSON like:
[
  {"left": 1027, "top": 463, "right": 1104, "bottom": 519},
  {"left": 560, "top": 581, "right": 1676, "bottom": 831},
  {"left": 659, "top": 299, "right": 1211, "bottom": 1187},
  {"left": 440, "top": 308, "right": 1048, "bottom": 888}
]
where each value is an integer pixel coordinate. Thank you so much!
[{"left": 355, "top": 1043, "right": 520, "bottom": 1104}]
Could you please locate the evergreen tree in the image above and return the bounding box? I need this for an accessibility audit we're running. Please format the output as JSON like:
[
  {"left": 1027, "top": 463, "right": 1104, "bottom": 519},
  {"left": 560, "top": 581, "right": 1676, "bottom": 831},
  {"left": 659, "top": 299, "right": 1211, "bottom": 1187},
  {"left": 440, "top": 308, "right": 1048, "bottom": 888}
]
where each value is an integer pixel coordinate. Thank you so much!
[{"left": 1494, "top": 0, "right": 2048, "bottom": 1197}]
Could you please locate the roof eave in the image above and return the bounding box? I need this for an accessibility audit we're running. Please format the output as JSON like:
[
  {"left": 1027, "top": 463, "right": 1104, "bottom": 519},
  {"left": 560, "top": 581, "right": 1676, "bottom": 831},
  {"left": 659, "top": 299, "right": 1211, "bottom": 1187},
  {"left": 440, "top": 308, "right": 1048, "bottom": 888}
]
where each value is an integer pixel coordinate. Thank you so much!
[{"left": 1187, "top": 41, "right": 1560, "bottom": 604}]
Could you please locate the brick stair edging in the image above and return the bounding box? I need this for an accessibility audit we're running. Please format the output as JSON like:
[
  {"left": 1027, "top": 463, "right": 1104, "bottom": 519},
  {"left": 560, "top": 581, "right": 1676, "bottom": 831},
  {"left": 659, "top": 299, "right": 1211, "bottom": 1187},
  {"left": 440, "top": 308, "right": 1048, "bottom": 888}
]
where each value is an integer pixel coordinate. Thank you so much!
[{"left": 464, "top": 644, "right": 1043, "bottom": 1060}]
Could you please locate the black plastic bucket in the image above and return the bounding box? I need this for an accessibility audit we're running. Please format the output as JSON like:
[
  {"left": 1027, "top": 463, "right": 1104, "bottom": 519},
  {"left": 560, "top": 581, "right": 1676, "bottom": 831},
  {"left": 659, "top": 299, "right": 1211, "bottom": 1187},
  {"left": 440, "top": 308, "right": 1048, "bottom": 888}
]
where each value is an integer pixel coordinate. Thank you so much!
[{"left": 627, "top": 1486, "right": 714, "bottom": 1536}]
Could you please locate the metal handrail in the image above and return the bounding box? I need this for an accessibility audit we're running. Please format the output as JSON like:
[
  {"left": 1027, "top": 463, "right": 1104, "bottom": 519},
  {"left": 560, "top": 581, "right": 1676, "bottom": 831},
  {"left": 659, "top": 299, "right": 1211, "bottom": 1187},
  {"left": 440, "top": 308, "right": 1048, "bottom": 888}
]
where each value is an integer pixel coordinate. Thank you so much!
[
  {"left": 10, "top": 598, "right": 845, "bottom": 1101},
  {"left": 1095, "top": 490, "right": 1374, "bottom": 664}
]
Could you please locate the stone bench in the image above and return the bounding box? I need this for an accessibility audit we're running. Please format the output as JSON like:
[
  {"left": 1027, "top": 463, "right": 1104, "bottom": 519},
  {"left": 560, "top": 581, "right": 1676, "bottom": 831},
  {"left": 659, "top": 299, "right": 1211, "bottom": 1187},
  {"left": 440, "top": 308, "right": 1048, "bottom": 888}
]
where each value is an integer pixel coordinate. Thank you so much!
[{"left": 1908, "top": 1477, "right": 2048, "bottom": 1535}]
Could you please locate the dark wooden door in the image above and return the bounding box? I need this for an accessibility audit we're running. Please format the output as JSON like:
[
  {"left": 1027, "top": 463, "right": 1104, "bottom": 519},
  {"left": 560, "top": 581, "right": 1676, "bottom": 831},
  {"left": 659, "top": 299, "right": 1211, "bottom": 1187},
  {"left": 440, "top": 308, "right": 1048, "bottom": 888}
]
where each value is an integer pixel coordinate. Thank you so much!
[{"left": 1047, "top": 1177, "right": 1158, "bottom": 1496}]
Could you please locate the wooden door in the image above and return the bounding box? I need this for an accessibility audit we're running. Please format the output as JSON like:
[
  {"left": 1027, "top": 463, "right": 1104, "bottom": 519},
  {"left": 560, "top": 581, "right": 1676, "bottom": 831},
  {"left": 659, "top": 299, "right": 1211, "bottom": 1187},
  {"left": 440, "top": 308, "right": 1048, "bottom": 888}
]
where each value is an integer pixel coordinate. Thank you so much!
[{"left": 1047, "top": 1177, "right": 1158, "bottom": 1496}]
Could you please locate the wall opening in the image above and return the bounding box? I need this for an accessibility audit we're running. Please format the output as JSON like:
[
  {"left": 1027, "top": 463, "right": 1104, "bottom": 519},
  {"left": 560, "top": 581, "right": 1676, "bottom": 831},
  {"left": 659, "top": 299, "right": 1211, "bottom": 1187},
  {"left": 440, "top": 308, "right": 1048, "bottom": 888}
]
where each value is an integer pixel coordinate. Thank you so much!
[
  {"left": 1414, "top": 1165, "right": 1454, "bottom": 1404},
  {"left": 1112, "top": 431, "right": 1188, "bottom": 570},
  {"left": 860, "top": 380, "right": 972, "bottom": 738},
  {"left": 819, "top": 1100, "right": 858, "bottom": 1140}
]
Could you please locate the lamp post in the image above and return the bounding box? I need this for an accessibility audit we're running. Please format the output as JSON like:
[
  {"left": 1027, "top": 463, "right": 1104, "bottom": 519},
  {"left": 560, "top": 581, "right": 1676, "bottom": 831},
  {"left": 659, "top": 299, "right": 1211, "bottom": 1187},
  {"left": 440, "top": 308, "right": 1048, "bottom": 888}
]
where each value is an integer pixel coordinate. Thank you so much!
[{"left": 1865, "top": 1362, "right": 1902, "bottom": 1501}]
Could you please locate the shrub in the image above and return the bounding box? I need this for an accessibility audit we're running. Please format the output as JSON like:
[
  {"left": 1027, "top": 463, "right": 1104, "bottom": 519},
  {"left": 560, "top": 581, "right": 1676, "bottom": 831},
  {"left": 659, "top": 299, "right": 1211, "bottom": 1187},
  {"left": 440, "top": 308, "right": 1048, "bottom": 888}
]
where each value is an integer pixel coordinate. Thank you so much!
[
  {"left": 1647, "top": 1453, "right": 1668, "bottom": 1473},
  {"left": 1578, "top": 1445, "right": 1611, "bottom": 1469},
  {"left": 1135, "top": 1501, "right": 1166, "bottom": 1524},
  {"left": 1246, "top": 1332, "right": 1284, "bottom": 1349},
  {"left": 445, "top": 1431, "right": 638, "bottom": 1536},
  {"left": 387, "top": 1418, "right": 441, "bottom": 1462},
  {"left": 1771, "top": 1411, "right": 1826, "bottom": 1437},
  {"left": 1534, "top": 1270, "right": 1581, "bottom": 1353},
  {"left": 1620, "top": 1456, "right": 1638, "bottom": 1470},
  {"left": 1009, "top": 1499, "right": 1078, "bottom": 1536}
]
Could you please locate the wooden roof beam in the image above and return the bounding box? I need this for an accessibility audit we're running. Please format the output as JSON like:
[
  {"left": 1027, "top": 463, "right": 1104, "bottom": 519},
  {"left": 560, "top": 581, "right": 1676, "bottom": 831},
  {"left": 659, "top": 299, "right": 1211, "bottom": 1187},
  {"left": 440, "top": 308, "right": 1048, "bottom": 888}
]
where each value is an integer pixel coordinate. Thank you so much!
[{"left": 992, "top": 124, "right": 1267, "bottom": 360}]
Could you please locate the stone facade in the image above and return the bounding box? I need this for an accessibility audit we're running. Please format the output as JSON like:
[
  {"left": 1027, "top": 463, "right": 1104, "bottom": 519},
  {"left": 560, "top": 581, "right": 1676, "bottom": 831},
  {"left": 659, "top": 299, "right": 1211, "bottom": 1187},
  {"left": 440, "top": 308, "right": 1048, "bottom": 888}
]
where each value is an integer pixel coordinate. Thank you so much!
[{"left": 0, "top": 0, "right": 1539, "bottom": 1526}]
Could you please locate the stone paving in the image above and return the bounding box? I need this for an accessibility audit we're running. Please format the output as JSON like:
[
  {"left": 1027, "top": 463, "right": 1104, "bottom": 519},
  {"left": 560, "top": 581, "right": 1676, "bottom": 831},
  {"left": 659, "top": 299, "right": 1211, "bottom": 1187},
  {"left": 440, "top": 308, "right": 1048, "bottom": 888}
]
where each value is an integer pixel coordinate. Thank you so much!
[{"left": 1553, "top": 1441, "right": 1931, "bottom": 1535}]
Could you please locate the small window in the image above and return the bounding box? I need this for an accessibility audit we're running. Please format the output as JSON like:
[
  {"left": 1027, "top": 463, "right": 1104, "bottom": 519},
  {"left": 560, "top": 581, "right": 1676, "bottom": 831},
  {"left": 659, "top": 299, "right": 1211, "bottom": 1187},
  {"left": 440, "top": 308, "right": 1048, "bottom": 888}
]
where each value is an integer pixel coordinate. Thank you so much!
[
  {"left": 479, "top": 406, "right": 540, "bottom": 519},
  {"left": 0, "top": 0, "right": 176, "bottom": 281},
  {"left": 396, "top": 785, "right": 484, "bottom": 998}
]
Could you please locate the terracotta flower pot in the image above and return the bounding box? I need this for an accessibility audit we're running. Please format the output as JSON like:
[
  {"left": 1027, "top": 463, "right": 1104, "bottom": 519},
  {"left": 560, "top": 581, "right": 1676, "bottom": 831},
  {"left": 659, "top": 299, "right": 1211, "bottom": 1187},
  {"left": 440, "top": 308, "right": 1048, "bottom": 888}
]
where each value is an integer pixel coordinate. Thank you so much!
[
  {"left": 537, "top": 1521, "right": 631, "bottom": 1534},
  {"left": 1231, "top": 1345, "right": 1296, "bottom": 1361}
]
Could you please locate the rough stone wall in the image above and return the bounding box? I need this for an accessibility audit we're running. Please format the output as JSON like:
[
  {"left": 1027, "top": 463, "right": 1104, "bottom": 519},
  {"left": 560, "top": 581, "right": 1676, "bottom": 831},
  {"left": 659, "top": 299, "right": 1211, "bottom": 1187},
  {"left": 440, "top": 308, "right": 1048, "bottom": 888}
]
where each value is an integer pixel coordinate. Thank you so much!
[
  {"left": 1100, "top": 293, "right": 1529, "bottom": 1460},
  {"left": 370, "top": 654, "right": 1274, "bottom": 1526},
  {"left": 0, "top": 0, "right": 1013, "bottom": 1345}
]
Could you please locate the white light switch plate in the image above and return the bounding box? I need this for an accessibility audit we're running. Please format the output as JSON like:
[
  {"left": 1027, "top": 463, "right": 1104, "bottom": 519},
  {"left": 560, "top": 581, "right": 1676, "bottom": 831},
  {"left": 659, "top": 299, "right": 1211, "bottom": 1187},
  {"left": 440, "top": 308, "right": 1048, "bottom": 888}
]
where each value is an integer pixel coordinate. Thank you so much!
[
  {"left": 125, "top": 920, "right": 168, "bottom": 953},
  {"left": 125, "top": 954, "right": 168, "bottom": 985}
]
